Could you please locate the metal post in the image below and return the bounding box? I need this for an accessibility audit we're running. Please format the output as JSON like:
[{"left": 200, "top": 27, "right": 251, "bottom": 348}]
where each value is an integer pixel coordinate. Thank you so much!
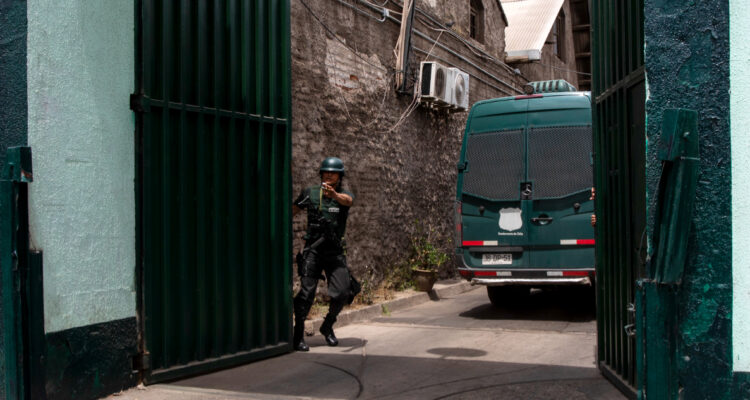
[{"left": 0, "top": 146, "right": 34, "bottom": 400}]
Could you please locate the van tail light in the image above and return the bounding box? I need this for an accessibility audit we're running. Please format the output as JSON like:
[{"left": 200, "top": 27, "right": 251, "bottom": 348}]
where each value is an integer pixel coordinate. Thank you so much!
[{"left": 454, "top": 201, "right": 463, "bottom": 247}]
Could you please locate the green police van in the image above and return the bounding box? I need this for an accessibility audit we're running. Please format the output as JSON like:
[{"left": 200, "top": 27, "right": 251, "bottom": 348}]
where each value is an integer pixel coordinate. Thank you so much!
[{"left": 454, "top": 80, "right": 595, "bottom": 306}]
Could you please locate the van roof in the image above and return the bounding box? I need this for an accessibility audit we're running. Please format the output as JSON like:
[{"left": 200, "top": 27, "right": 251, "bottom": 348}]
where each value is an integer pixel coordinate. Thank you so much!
[{"left": 471, "top": 91, "right": 592, "bottom": 118}]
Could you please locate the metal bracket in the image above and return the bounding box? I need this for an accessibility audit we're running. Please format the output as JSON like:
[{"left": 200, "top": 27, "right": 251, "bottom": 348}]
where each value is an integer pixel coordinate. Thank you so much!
[
  {"left": 625, "top": 302, "right": 636, "bottom": 337},
  {"left": 2, "top": 147, "right": 33, "bottom": 182},
  {"left": 624, "top": 324, "right": 636, "bottom": 337},
  {"left": 130, "top": 93, "right": 150, "bottom": 113},
  {"left": 132, "top": 352, "right": 151, "bottom": 371}
]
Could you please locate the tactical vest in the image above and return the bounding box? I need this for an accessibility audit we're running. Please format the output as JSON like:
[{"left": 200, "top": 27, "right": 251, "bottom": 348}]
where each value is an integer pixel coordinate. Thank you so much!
[{"left": 304, "top": 185, "right": 349, "bottom": 246}]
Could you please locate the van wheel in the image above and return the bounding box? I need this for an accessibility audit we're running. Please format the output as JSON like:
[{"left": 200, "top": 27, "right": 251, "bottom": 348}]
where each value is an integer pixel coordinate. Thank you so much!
[{"left": 487, "top": 286, "right": 528, "bottom": 307}]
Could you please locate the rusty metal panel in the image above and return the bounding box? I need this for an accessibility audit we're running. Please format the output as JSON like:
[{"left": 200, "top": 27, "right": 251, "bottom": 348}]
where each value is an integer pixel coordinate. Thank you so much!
[{"left": 133, "top": 0, "right": 292, "bottom": 382}]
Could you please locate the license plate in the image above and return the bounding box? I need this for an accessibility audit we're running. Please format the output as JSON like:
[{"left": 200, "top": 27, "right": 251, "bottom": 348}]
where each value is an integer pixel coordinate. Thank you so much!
[{"left": 482, "top": 253, "right": 512, "bottom": 265}]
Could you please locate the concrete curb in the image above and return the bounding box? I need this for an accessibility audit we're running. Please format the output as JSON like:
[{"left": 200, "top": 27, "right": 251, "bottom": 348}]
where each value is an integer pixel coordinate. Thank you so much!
[{"left": 304, "top": 279, "right": 476, "bottom": 336}]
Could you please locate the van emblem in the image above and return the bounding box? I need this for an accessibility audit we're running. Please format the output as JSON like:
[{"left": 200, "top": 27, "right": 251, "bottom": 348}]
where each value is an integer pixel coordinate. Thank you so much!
[{"left": 499, "top": 208, "right": 523, "bottom": 231}]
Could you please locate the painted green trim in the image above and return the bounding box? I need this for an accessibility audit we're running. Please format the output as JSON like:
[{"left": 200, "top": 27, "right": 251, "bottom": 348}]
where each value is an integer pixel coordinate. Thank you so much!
[
  {"left": 1, "top": 147, "right": 34, "bottom": 400},
  {"left": 734, "top": 372, "right": 750, "bottom": 398},
  {"left": 0, "top": 1, "right": 28, "bottom": 175}
]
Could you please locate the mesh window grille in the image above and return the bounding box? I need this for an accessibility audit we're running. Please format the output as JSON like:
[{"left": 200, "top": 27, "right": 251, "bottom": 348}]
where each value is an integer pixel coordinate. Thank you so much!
[
  {"left": 528, "top": 126, "right": 592, "bottom": 199},
  {"left": 463, "top": 130, "right": 524, "bottom": 200}
]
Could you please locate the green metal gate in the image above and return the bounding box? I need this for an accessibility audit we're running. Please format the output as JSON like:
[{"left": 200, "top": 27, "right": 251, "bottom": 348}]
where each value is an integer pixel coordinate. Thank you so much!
[
  {"left": 132, "top": 0, "right": 292, "bottom": 383},
  {"left": 591, "top": 0, "right": 645, "bottom": 398}
]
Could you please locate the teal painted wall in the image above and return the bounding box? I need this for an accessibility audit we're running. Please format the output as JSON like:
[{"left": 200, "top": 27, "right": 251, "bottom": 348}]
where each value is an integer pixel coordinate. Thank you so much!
[
  {"left": 731, "top": 0, "right": 750, "bottom": 375},
  {"left": 645, "top": 0, "right": 732, "bottom": 397},
  {"left": 26, "top": 0, "right": 136, "bottom": 333}
]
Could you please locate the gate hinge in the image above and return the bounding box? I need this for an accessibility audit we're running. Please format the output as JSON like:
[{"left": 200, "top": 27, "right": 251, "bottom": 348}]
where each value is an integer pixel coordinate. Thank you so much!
[
  {"left": 130, "top": 93, "right": 150, "bottom": 113},
  {"left": 132, "top": 351, "right": 151, "bottom": 372}
]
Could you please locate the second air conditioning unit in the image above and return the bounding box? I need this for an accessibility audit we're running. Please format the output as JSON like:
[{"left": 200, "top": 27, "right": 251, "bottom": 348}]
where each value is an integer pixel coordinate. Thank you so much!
[
  {"left": 418, "top": 61, "right": 450, "bottom": 105},
  {"left": 448, "top": 67, "right": 470, "bottom": 111}
]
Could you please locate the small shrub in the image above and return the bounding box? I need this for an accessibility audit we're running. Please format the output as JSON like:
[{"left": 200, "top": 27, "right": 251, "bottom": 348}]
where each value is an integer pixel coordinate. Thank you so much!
[
  {"left": 408, "top": 220, "right": 448, "bottom": 271},
  {"left": 383, "top": 260, "right": 414, "bottom": 291}
]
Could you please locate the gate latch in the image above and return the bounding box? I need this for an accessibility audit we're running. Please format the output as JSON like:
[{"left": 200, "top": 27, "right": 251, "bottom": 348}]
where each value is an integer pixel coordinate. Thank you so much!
[{"left": 624, "top": 303, "right": 636, "bottom": 337}]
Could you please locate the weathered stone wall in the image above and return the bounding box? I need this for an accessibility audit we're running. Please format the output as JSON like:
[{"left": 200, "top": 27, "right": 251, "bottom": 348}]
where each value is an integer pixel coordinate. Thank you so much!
[
  {"left": 291, "top": 0, "right": 526, "bottom": 288},
  {"left": 511, "top": 0, "right": 580, "bottom": 88}
]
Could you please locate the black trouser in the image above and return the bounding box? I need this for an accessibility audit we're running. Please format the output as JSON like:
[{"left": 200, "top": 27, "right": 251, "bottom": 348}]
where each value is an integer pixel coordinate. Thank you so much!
[{"left": 294, "top": 248, "right": 352, "bottom": 331}]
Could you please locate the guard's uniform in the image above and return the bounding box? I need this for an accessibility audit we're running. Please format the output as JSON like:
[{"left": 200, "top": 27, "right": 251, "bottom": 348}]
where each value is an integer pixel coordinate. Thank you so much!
[{"left": 293, "top": 184, "right": 357, "bottom": 343}]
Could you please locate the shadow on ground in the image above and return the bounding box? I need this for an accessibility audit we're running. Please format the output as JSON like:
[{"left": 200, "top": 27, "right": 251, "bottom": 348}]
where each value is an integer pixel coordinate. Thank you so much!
[
  {"left": 171, "top": 350, "right": 623, "bottom": 400},
  {"left": 460, "top": 286, "right": 596, "bottom": 323}
]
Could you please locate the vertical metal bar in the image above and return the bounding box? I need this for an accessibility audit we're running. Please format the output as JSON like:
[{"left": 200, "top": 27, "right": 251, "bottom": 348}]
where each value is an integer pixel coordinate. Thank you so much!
[
  {"left": 613, "top": 94, "right": 620, "bottom": 373},
  {"left": 592, "top": 101, "right": 607, "bottom": 365},
  {"left": 161, "top": 0, "right": 174, "bottom": 369},
  {"left": 269, "top": 122, "right": 280, "bottom": 343},
  {"left": 268, "top": 0, "right": 278, "bottom": 117},
  {"left": 255, "top": 0, "right": 268, "bottom": 347},
  {"left": 141, "top": 0, "right": 157, "bottom": 371},
  {"left": 269, "top": 0, "right": 281, "bottom": 344},
  {"left": 622, "top": 87, "right": 632, "bottom": 382},
  {"left": 627, "top": 0, "right": 634, "bottom": 74},
  {"left": 282, "top": 0, "right": 293, "bottom": 345},
  {"left": 606, "top": 99, "right": 615, "bottom": 367},
  {"left": 241, "top": 0, "right": 254, "bottom": 350},
  {"left": 178, "top": 0, "right": 197, "bottom": 366},
  {"left": 226, "top": 0, "right": 240, "bottom": 354},
  {"left": 247, "top": 121, "right": 260, "bottom": 349},
  {"left": 212, "top": 0, "right": 226, "bottom": 356},
  {"left": 195, "top": 0, "right": 209, "bottom": 362},
  {"left": 256, "top": 0, "right": 266, "bottom": 116},
  {"left": 258, "top": 124, "right": 268, "bottom": 347},
  {"left": 619, "top": 89, "right": 626, "bottom": 375}
]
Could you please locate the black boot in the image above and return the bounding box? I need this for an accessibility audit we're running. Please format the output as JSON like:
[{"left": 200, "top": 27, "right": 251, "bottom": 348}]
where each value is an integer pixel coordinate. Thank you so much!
[
  {"left": 293, "top": 322, "right": 309, "bottom": 351},
  {"left": 293, "top": 296, "right": 312, "bottom": 352},
  {"left": 319, "top": 318, "right": 338, "bottom": 347},
  {"left": 320, "top": 300, "right": 344, "bottom": 346}
]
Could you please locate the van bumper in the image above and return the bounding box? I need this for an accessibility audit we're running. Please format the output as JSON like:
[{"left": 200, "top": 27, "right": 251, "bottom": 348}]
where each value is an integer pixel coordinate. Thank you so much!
[
  {"left": 456, "top": 253, "right": 595, "bottom": 286},
  {"left": 471, "top": 277, "right": 592, "bottom": 286}
]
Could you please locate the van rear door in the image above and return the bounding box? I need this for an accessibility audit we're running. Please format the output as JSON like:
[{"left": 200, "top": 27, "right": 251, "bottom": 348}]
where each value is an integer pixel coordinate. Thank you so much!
[
  {"left": 459, "top": 99, "right": 529, "bottom": 270},
  {"left": 526, "top": 123, "right": 594, "bottom": 270}
]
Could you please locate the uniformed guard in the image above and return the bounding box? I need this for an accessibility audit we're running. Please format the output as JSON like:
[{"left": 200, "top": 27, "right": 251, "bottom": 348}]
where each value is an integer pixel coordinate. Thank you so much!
[{"left": 292, "top": 157, "right": 359, "bottom": 351}]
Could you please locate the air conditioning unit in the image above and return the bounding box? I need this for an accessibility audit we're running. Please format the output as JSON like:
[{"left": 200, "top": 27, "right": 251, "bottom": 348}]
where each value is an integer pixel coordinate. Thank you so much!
[
  {"left": 418, "top": 61, "right": 450, "bottom": 105},
  {"left": 448, "top": 67, "right": 470, "bottom": 111}
]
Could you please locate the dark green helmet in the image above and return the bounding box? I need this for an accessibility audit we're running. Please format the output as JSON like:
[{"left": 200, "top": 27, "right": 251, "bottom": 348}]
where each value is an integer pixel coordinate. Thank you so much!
[{"left": 319, "top": 157, "right": 345, "bottom": 176}]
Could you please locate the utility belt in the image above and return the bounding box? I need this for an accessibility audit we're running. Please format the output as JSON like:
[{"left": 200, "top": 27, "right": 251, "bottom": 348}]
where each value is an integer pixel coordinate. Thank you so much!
[{"left": 295, "top": 234, "right": 344, "bottom": 271}]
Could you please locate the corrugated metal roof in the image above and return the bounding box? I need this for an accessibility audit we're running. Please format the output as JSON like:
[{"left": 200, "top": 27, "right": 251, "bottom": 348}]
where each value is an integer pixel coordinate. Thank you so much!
[{"left": 501, "top": 0, "right": 564, "bottom": 60}]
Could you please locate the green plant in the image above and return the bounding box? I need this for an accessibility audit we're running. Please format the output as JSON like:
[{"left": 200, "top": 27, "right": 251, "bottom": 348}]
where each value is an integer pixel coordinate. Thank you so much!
[
  {"left": 355, "top": 265, "right": 376, "bottom": 305},
  {"left": 408, "top": 221, "right": 448, "bottom": 272},
  {"left": 381, "top": 304, "right": 391, "bottom": 316},
  {"left": 383, "top": 261, "right": 414, "bottom": 291}
]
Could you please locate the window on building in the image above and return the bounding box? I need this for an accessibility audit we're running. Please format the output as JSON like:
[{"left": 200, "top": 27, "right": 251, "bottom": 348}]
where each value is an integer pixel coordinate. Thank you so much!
[
  {"left": 552, "top": 11, "right": 566, "bottom": 61},
  {"left": 470, "top": 0, "right": 484, "bottom": 43}
]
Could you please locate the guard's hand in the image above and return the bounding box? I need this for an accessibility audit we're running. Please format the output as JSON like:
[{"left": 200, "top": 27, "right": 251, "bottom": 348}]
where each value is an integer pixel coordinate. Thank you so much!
[{"left": 322, "top": 183, "right": 337, "bottom": 198}]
